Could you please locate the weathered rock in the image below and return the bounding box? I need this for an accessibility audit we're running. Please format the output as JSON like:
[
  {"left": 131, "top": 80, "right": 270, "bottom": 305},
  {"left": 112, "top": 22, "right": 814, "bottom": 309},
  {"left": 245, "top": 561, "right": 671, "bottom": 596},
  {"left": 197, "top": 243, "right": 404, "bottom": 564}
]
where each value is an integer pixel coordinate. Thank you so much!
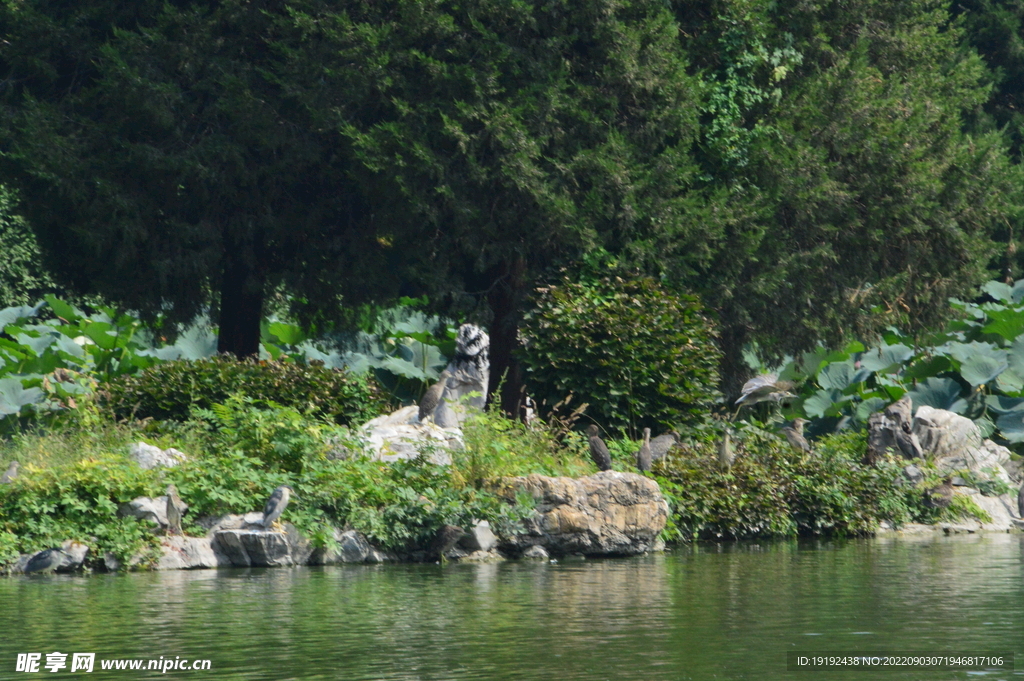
[
  {"left": 521, "top": 545, "right": 550, "bottom": 560},
  {"left": 129, "top": 442, "right": 188, "bottom": 470},
  {"left": 902, "top": 465, "right": 924, "bottom": 484},
  {"left": 459, "top": 520, "right": 497, "bottom": 553},
  {"left": 195, "top": 512, "right": 264, "bottom": 533},
  {"left": 359, "top": 406, "right": 460, "bottom": 465},
  {"left": 59, "top": 540, "right": 89, "bottom": 571},
  {"left": 156, "top": 536, "right": 226, "bottom": 570},
  {"left": 436, "top": 324, "right": 489, "bottom": 425},
  {"left": 213, "top": 524, "right": 310, "bottom": 567},
  {"left": 499, "top": 471, "right": 668, "bottom": 557},
  {"left": 310, "top": 529, "right": 375, "bottom": 565},
  {"left": 913, "top": 407, "right": 981, "bottom": 460},
  {"left": 118, "top": 495, "right": 188, "bottom": 529}
]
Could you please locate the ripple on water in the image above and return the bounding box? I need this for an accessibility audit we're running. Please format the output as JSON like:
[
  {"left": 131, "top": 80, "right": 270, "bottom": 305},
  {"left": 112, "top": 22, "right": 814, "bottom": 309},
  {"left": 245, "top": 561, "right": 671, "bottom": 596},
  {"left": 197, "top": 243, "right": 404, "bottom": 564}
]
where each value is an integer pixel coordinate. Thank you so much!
[{"left": 0, "top": 535, "right": 1021, "bottom": 680}]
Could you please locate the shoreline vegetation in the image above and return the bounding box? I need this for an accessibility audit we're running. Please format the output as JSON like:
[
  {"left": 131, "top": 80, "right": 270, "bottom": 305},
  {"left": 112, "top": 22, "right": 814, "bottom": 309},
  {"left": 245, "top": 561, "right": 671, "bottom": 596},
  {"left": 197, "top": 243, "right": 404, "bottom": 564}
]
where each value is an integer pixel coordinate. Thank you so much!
[{"left": 2, "top": 283, "right": 1023, "bottom": 572}]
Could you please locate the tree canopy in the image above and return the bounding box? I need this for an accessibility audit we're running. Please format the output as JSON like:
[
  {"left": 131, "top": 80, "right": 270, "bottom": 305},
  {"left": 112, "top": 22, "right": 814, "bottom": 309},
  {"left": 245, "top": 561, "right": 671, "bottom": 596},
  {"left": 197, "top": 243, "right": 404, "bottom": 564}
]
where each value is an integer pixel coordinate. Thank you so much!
[{"left": 2, "top": 0, "right": 1024, "bottom": 404}]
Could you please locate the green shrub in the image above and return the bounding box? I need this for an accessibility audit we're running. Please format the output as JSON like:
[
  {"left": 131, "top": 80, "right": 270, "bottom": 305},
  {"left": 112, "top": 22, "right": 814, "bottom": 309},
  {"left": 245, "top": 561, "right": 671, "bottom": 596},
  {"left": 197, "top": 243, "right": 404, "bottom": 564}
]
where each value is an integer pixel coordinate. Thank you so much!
[
  {"left": 655, "top": 430, "right": 919, "bottom": 541},
  {"left": 520, "top": 277, "right": 721, "bottom": 436},
  {"left": 102, "top": 355, "right": 386, "bottom": 425}
]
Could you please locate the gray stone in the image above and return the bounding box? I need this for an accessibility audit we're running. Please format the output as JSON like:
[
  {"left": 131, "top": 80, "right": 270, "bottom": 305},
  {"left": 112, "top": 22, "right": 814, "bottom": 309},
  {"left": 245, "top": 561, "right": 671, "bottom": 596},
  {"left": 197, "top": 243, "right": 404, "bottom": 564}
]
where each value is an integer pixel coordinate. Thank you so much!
[
  {"left": 902, "top": 465, "right": 924, "bottom": 484},
  {"left": 156, "top": 536, "right": 226, "bottom": 570},
  {"left": 129, "top": 442, "right": 188, "bottom": 470},
  {"left": 118, "top": 495, "right": 189, "bottom": 530},
  {"left": 195, "top": 512, "right": 264, "bottom": 533},
  {"left": 59, "top": 540, "right": 89, "bottom": 571},
  {"left": 521, "top": 545, "right": 549, "bottom": 560},
  {"left": 458, "top": 549, "right": 506, "bottom": 563},
  {"left": 459, "top": 520, "right": 497, "bottom": 552},
  {"left": 498, "top": 471, "right": 669, "bottom": 557},
  {"left": 913, "top": 407, "right": 982, "bottom": 460},
  {"left": 213, "top": 527, "right": 303, "bottom": 567},
  {"left": 311, "top": 529, "right": 375, "bottom": 565},
  {"left": 359, "top": 406, "right": 460, "bottom": 465}
]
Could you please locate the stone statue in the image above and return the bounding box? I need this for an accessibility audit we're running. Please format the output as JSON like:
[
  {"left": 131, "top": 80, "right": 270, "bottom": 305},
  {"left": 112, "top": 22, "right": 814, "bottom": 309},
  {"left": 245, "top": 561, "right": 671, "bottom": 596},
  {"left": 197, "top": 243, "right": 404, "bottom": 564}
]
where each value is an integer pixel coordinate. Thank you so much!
[{"left": 434, "top": 324, "right": 490, "bottom": 427}]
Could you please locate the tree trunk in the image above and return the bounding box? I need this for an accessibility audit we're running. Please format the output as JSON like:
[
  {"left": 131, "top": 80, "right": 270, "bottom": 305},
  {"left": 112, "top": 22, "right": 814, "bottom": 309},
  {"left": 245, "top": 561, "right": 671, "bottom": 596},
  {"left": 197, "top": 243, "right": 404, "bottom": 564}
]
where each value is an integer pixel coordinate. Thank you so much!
[
  {"left": 217, "top": 249, "right": 265, "bottom": 357},
  {"left": 718, "top": 325, "right": 752, "bottom": 406},
  {"left": 486, "top": 256, "right": 527, "bottom": 418}
]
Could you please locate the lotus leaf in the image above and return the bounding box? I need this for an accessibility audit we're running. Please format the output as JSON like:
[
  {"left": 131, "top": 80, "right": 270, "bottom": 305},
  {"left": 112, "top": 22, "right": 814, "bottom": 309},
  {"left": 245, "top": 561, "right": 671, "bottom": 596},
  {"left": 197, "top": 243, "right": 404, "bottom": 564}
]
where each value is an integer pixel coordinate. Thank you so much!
[{"left": 907, "top": 377, "right": 963, "bottom": 412}]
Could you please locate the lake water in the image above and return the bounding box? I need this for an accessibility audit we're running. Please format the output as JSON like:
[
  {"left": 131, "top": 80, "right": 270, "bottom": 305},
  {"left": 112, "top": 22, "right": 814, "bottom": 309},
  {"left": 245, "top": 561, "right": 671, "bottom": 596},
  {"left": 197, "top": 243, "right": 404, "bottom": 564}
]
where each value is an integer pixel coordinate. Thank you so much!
[{"left": 1, "top": 534, "right": 1023, "bottom": 680}]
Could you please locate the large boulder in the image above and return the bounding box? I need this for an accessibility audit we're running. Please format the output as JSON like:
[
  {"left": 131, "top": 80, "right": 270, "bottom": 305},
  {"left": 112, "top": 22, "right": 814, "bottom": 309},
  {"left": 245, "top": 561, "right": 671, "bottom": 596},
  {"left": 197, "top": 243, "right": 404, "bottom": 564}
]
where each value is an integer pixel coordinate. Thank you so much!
[
  {"left": 498, "top": 471, "right": 668, "bottom": 557},
  {"left": 912, "top": 407, "right": 1013, "bottom": 484},
  {"left": 129, "top": 442, "right": 188, "bottom": 470},
  {"left": 213, "top": 524, "right": 312, "bottom": 567},
  {"left": 118, "top": 495, "right": 188, "bottom": 530},
  {"left": 359, "top": 406, "right": 461, "bottom": 464},
  {"left": 156, "top": 536, "right": 227, "bottom": 570}
]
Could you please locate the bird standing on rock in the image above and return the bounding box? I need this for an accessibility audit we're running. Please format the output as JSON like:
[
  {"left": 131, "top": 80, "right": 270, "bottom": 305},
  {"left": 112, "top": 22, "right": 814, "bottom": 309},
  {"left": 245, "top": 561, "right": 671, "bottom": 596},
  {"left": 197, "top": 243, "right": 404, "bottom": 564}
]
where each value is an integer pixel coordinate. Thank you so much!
[
  {"left": 418, "top": 370, "right": 451, "bottom": 424},
  {"left": 261, "top": 485, "right": 294, "bottom": 532},
  {"left": 636, "top": 428, "right": 652, "bottom": 473},
  {"left": 587, "top": 425, "right": 612, "bottom": 471},
  {"left": 735, "top": 374, "right": 796, "bottom": 407},
  {"left": 925, "top": 477, "right": 955, "bottom": 509},
  {"left": 24, "top": 547, "right": 70, "bottom": 575},
  {"left": 0, "top": 461, "right": 18, "bottom": 483},
  {"left": 1017, "top": 483, "right": 1024, "bottom": 519},
  {"left": 166, "top": 484, "right": 185, "bottom": 536},
  {"left": 780, "top": 418, "right": 811, "bottom": 453}
]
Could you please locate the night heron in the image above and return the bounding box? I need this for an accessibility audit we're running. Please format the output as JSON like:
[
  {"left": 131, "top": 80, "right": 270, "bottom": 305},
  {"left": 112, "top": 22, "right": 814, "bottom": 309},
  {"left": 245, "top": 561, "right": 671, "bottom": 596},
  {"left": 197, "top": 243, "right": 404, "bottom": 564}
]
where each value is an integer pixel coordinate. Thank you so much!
[
  {"left": 718, "top": 428, "right": 734, "bottom": 471},
  {"left": 925, "top": 477, "right": 954, "bottom": 509},
  {"left": 24, "top": 548, "right": 70, "bottom": 574},
  {"left": 165, "top": 484, "right": 185, "bottom": 536},
  {"left": 734, "top": 373, "right": 796, "bottom": 407},
  {"left": 586, "top": 425, "right": 612, "bottom": 471},
  {"left": 430, "top": 524, "right": 465, "bottom": 562},
  {"left": 1018, "top": 484, "right": 1024, "bottom": 519},
  {"left": 418, "top": 370, "right": 451, "bottom": 424},
  {"left": 261, "top": 485, "right": 294, "bottom": 531},
  {"left": 780, "top": 418, "right": 811, "bottom": 453},
  {"left": 649, "top": 432, "right": 679, "bottom": 461},
  {"left": 0, "top": 461, "right": 18, "bottom": 484},
  {"left": 636, "top": 428, "right": 652, "bottom": 473}
]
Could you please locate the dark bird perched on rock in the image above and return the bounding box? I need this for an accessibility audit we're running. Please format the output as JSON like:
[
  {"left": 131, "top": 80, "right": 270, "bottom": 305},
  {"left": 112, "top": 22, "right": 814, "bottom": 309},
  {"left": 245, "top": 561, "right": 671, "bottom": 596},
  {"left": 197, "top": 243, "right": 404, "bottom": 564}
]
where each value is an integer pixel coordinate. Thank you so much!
[
  {"left": 261, "top": 485, "right": 294, "bottom": 532},
  {"left": 0, "top": 461, "right": 18, "bottom": 483},
  {"left": 636, "top": 428, "right": 652, "bottom": 473},
  {"left": 925, "top": 477, "right": 955, "bottom": 509},
  {"left": 1017, "top": 484, "right": 1024, "bottom": 519},
  {"left": 735, "top": 374, "right": 796, "bottom": 407},
  {"left": 780, "top": 418, "right": 811, "bottom": 453},
  {"left": 165, "top": 484, "right": 185, "bottom": 536},
  {"left": 24, "top": 548, "right": 70, "bottom": 574},
  {"left": 587, "top": 425, "right": 612, "bottom": 471},
  {"left": 649, "top": 432, "right": 679, "bottom": 461},
  {"left": 718, "top": 428, "right": 734, "bottom": 471},
  {"left": 418, "top": 370, "right": 451, "bottom": 424},
  {"left": 429, "top": 524, "right": 465, "bottom": 562}
]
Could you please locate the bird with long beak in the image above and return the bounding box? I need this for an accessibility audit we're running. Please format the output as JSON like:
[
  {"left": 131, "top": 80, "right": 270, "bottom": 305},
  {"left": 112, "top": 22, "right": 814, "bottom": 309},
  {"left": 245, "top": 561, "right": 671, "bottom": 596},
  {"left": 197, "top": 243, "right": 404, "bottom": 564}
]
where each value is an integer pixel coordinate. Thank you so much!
[
  {"left": 586, "top": 425, "right": 612, "bottom": 471},
  {"left": 262, "top": 485, "right": 295, "bottom": 532},
  {"left": 636, "top": 428, "right": 652, "bottom": 473}
]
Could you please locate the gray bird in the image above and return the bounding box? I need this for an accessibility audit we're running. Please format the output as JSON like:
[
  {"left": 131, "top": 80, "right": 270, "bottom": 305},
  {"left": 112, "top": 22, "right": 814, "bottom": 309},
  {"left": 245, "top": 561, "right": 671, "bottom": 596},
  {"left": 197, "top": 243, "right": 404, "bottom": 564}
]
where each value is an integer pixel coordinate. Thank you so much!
[
  {"left": 165, "top": 484, "right": 185, "bottom": 536},
  {"left": 735, "top": 374, "right": 796, "bottom": 406},
  {"left": 587, "top": 425, "right": 612, "bottom": 471},
  {"left": 0, "top": 461, "right": 18, "bottom": 484},
  {"left": 925, "top": 477, "right": 955, "bottom": 509},
  {"left": 718, "top": 428, "right": 734, "bottom": 471},
  {"left": 418, "top": 370, "right": 451, "bottom": 424},
  {"left": 649, "top": 432, "right": 680, "bottom": 461},
  {"left": 261, "top": 485, "right": 294, "bottom": 531},
  {"left": 636, "top": 428, "right": 652, "bottom": 473},
  {"left": 24, "top": 548, "right": 70, "bottom": 575},
  {"left": 780, "top": 418, "right": 811, "bottom": 453},
  {"left": 1017, "top": 483, "right": 1024, "bottom": 519}
]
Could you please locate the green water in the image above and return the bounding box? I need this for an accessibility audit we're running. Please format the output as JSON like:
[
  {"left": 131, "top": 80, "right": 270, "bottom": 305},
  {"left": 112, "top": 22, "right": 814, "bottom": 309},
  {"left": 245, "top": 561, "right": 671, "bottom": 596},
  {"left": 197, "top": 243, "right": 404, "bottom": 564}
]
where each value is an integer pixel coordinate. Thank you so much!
[{"left": 2, "top": 534, "right": 1023, "bottom": 680}]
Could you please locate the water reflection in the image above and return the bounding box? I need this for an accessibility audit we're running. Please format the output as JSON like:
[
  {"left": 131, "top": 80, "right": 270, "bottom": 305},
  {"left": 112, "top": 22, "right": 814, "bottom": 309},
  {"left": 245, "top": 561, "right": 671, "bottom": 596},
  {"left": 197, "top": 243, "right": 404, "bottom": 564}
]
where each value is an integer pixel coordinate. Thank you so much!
[{"left": 0, "top": 536, "right": 1022, "bottom": 680}]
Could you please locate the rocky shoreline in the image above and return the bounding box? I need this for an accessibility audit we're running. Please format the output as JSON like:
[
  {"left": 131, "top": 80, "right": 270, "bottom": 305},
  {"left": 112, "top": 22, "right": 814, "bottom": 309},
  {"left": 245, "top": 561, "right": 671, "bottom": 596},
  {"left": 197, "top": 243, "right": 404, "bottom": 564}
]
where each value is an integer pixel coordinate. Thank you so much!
[{"left": 6, "top": 470, "right": 671, "bottom": 574}]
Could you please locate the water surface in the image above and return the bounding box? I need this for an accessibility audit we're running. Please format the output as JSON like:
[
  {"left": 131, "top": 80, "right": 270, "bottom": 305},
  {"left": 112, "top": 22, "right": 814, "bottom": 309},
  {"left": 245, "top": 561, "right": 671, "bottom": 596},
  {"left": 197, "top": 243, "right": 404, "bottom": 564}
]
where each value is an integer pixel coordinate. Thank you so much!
[{"left": 2, "top": 534, "right": 1023, "bottom": 680}]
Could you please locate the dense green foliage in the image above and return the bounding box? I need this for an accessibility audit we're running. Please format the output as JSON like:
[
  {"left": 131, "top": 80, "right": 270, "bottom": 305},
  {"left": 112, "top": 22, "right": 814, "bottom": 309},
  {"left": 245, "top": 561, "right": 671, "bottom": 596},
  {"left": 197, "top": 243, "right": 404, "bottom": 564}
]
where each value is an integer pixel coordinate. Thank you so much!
[
  {"left": 0, "top": 185, "right": 54, "bottom": 309},
  {"left": 750, "top": 278, "right": 1024, "bottom": 446},
  {"left": 103, "top": 356, "right": 385, "bottom": 426},
  {"left": 0, "top": 404, "right": 534, "bottom": 570},
  {"left": 520, "top": 277, "right": 721, "bottom": 435},
  {"left": 655, "top": 429, "right": 986, "bottom": 542}
]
